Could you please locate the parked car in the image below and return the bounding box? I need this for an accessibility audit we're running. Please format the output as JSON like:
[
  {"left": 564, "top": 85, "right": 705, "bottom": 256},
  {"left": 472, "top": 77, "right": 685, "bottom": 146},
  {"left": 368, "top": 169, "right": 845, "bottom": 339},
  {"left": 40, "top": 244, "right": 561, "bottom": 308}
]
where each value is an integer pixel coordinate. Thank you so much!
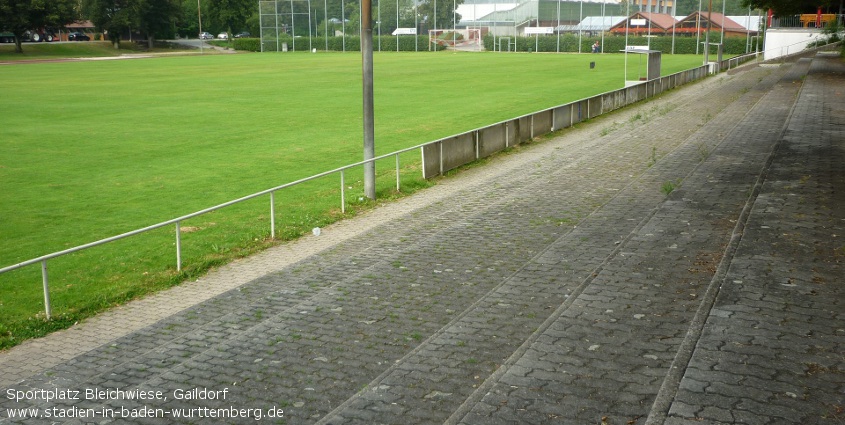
[
  {"left": 234, "top": 31, "right": 251, "bottom": 38},
  {"left": 200, "top": 32, "right": 213, "bottom": 39},
  {"left": 68, "top": 32, "right": 90, "bottom": 41},
  {"left": 217, "top": 32, "right": 228, "bottom": 40}
]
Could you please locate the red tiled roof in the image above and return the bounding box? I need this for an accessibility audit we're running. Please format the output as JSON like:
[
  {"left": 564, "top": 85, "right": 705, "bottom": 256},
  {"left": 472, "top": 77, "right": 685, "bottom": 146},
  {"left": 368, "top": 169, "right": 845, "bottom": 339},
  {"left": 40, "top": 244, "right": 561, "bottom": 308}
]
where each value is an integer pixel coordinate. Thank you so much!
[
  {"left": 609, "top": 12, "right": 678, "bottom": 32},
  {"left": 638, "top": 12, "right": 679, "bottom": 30},
  {"left": 680, "top": 12, "right": 747, "bottom": 31}
]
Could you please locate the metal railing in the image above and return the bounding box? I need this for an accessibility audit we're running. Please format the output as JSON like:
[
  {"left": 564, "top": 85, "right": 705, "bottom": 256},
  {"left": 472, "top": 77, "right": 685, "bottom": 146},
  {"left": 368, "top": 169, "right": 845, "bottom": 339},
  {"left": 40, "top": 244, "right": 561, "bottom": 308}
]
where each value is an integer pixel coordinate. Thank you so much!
[
  {"left": 718, "top": 51, "right": 761, "bottom": 71},
  {"left": 767, "top": 13, "right": 844, "bottom": 29},
  {"left": 0, "top": 146, "right": 422, "bottom": 319},
  {"left": 1, "top": 56, "right": 760, "bottom": 320}
]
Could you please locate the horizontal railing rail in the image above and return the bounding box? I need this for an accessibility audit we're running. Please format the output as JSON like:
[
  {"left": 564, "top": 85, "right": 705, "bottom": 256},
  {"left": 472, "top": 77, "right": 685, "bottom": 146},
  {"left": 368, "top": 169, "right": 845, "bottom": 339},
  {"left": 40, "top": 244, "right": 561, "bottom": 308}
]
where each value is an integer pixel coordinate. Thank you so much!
[
  {"left": 767, "top": 13, "right": 844, "bottom": 29},
  {"left": 1, "top": 54, "right": 768, "bottom": 319}
]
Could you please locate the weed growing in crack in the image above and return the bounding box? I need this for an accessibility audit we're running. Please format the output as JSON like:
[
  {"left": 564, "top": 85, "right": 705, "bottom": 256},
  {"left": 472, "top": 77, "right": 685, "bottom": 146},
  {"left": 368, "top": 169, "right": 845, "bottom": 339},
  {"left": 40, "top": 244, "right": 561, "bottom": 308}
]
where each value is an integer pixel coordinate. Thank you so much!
[
  {"left": 661, "top": 181, "right": 678, "bottom": 195},
  {"left": 648, "top": 147, "right": 658, "bottom": 168}
]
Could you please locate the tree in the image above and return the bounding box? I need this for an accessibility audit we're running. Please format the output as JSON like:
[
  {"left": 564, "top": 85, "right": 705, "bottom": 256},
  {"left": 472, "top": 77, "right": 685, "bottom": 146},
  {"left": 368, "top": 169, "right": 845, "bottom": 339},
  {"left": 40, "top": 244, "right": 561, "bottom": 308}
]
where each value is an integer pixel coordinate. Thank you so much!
[
  {"left": 83, "top": 0, "right": 134, "bottom": 47},
  {"left": 0, "top": 0, "right": 77, "bottom": 53},
  {"left": 207, "top": 0, "right": 257, "bottom": 36},
  {"left": 84, "top": 0, "right": 180, "bottom": 48},
  {"left": 133, "top": 0, "right": 181, "bottom": 47},
  {"left": 741, "top": 0, "right": 837, "bottom": 15},
  {"left": 415, "top": 0, "right": 462, "bottom": 31}
]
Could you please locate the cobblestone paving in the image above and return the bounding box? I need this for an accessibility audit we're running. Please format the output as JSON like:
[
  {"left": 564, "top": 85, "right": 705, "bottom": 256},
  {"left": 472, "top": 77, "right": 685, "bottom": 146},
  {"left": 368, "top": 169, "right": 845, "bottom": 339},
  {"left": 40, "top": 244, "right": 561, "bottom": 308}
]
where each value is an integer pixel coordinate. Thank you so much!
[
  {"left": 660, "top": 55, "right": 845, "bottom": 425},
  {"left": 0, "top": 54, "right": 840, "bottom": 425},
  {"left": 449, "top": 58, "right": 815, "bottom": 425}
]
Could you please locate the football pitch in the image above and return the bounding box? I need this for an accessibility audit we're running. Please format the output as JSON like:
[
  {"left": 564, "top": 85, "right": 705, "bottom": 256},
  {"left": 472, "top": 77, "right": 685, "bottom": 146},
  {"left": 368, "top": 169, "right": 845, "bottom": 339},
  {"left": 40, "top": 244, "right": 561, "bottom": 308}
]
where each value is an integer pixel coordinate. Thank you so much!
[{"left": 0, "top": 51, "right": 705, "bottom": 345}]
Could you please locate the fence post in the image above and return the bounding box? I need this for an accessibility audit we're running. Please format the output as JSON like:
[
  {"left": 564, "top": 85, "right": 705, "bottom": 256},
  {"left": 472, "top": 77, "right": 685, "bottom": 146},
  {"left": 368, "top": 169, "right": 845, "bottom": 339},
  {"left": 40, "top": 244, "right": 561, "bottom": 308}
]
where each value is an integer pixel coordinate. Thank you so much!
[
  {"left": 270, "top": 191, "right": 276, "bottom": 239},
  {"left": 505, "top": 123, "right": 510, "bottom": 148},
  {"left": 41, "top": 260, "right": 51, "bottom": 320},
  {"left": 439, "top": 141, "right": 444, "bottom": 175},
  {"left": 340, "top": 170, "right": 346, "bottom": 213},
  {"left": 530, "top": 115, "right": 535, "bottom": 139},
  {"left": 175, "top": 221, "right": 182, "bottom": 271},
  {"left": 395, "top": 154, "right": 400, "bottom": 191},
  {"left": 475, "top": 130, "right": 480, "bottom": 159}
]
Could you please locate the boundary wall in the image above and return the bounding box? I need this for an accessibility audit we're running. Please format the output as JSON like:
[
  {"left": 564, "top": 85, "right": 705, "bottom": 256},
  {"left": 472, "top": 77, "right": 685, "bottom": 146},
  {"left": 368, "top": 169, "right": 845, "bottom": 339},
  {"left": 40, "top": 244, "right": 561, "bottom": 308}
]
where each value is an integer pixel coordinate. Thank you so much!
[{"left": 421, "top": 64, "right": 710, "bottom": 178}]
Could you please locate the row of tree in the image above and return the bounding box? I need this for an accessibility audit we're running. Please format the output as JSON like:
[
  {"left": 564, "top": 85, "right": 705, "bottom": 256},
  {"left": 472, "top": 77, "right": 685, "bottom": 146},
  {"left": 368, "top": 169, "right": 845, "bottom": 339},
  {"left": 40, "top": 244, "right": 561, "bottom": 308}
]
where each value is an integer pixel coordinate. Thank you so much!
[
  {"left": 0, "top": 0, "right": 463, "bottom": 53},
  {"left": 0, "top": 0, "right": 255, "bottom": 52}
]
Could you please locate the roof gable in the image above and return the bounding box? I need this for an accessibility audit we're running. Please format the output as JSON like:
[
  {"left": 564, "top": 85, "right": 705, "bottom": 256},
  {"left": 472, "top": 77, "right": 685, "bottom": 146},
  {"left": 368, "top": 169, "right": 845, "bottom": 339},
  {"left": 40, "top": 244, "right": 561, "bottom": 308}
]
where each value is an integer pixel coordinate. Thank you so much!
[
  {"left": 679, "top": 12, "right": 746, "bottom": 31},
  {"left": 609, "top": 12, "right": 678, "bottom": 31}
]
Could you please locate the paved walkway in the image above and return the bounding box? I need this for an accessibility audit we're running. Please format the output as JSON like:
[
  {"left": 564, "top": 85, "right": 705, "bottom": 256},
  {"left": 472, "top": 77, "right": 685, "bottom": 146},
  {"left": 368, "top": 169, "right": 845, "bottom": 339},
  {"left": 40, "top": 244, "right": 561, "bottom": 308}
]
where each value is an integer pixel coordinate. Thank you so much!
[{"left": 1, "top": 53, "right": 842, "bottom": 424}]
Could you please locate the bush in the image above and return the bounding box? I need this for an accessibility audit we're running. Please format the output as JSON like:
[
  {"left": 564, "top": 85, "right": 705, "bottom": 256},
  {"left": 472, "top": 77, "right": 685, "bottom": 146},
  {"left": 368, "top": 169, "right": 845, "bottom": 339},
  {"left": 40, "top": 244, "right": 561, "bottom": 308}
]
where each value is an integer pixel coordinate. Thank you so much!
[{"left": 233, "top": 37, "right": 261, "bottom": 52}]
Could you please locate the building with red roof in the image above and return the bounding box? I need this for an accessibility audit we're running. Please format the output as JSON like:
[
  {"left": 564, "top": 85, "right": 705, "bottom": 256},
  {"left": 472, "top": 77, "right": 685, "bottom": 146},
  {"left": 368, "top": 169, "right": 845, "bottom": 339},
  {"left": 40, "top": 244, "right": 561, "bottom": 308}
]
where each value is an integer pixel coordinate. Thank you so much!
[{"left": 608, "top": 12, "right": 678, "bottom": 35}]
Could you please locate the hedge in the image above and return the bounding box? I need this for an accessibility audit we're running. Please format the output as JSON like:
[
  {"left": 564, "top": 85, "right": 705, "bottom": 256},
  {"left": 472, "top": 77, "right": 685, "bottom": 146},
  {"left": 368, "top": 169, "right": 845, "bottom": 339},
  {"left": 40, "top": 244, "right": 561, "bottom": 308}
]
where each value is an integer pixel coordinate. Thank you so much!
[{"left": 483, "top": 33, "right": 758, "bottom": 55}]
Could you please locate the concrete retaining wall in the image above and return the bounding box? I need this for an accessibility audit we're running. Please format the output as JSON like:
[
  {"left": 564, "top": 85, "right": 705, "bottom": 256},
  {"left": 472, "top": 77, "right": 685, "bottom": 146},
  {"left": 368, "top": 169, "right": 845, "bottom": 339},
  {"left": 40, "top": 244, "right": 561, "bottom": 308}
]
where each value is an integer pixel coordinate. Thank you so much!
[{"left": 422, "top": 64, "right": 711, "bottom": 178}]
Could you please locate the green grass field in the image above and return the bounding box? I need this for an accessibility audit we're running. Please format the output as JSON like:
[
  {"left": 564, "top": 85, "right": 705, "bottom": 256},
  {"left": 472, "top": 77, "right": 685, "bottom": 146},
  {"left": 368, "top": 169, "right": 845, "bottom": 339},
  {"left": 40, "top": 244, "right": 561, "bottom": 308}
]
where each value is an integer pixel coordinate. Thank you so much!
[{"left": 0, "top": 49, "right": 705, "bottom": 348}]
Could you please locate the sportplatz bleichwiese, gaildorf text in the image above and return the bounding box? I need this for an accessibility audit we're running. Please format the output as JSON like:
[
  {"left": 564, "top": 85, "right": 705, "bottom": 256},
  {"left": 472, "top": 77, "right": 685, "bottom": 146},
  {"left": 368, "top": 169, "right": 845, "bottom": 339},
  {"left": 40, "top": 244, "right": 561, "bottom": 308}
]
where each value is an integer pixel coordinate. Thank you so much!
[{"left": 5, "top": 386, "right": 285, "bottom": 420}]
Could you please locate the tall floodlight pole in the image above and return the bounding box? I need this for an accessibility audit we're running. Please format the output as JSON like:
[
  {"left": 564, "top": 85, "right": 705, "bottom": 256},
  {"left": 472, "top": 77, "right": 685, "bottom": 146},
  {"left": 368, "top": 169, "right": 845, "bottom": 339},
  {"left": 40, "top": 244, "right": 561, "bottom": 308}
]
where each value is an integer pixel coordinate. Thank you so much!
[
  {"left": 704, "top": 0, "right": 712, "bottom": 64},
  {"left": 720, "top": 0, "right": 726, "bottom": 44},
  {"left": 198, "top": 0, "right": 203, "bottom": 53},
  {"left": 342, "top": 0, "right": 346, "bottom": 51},
  {"left": 397, "top": 0, "right": 400, "bottom": 52},
  {"left": 745, "top": 6, "right": 751, "bottom": 53},
  {"left": 453, "top": 0, "right": 456, "bottom": 47},
  {"left": 622, "top": 15, "right": 631, "bottom": 87},
  {"left": 556, "top": 0, "right": 561, "bottom": 52},
  {"left": 599, "top": 0, "right": 606, "bottom": 53},
  {"left": 325, "top": 0, "right": 328, "bottom": 51},
  {"left": 578, "top": 0, "right": 583, "bottom": 53},
  {"left": 433, "top": 0, "right": 437, "bottom": 51},
  {"left": 276, "top": 0, "right": 281, "bottom": 51},
  {"left": 696, "top": 0, "right": 702, "bottom": 54},
  {"left": 308, "top": 0, "right": 313, "bottom": 51},
  {"left": 291, "top": 0, "right": 296, "bottom": 50},
  {"left": 260, "top": 0, "right": 264, "bottom": 52},
  {"left": 415, "top": 0, "right": 418, "bottom": 51},
  {"left": 362, "top": 0, "right": 376, "bottom": 200},
  {"left": 671, "top": 13, "right": 676, "bottom": 54}
]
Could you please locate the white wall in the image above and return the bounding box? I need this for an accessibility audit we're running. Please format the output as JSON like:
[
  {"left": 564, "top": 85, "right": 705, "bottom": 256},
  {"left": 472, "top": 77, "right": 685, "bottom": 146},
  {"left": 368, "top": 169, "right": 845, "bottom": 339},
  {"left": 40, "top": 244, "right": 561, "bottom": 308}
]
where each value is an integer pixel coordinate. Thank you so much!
[{"left": 763, "top": 28, "right": 824, "bottom": 60}]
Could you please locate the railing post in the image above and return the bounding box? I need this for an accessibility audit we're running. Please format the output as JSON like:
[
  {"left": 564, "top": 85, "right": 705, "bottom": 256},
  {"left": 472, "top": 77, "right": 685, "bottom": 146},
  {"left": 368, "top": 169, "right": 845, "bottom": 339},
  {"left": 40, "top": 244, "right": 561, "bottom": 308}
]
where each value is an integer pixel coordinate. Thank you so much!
[
  {"left": 175, "top": 221, "right": 182, "bottom": 271},
  {"left": 475, "top": 130, "right": 480, "bottom": 159},
  {"left": 340, "top": 170, "right": 346, "bottom": 213},
  {"left": 439, "top": 141, "right": 444, "bottom": 175},
  {"left": 505, "top": 123, "right": 509, "bottom": 148},
  {"left": 270, "top": 191, "right": 276, "bottom": 239},
  {"left": 395, "top": 154, "right": 400, "bottom": 191},
  {"left": 530, "top": 115, "right": 535, "bottom": 139},
  {"left": 41, "top": 260, "right": 51, "bottom": 320}
]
